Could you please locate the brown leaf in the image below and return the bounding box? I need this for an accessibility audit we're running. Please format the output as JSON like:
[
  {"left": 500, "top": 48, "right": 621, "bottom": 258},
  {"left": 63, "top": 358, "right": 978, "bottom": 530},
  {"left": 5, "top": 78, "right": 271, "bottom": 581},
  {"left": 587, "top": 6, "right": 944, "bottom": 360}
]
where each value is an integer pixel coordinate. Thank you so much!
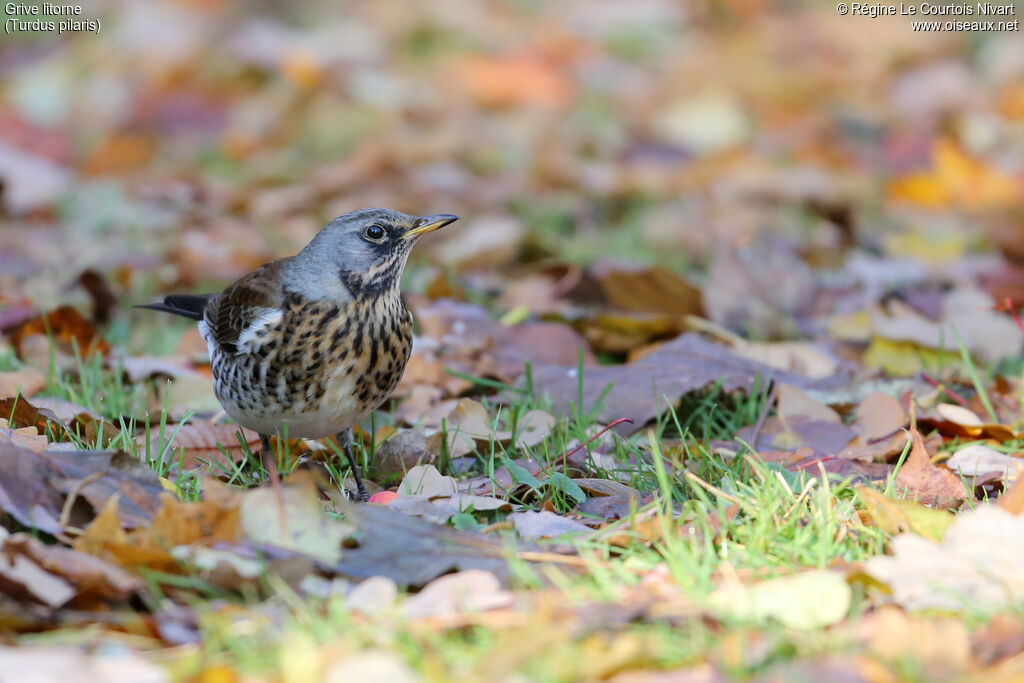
[
  {"left": 0, "top": 536, "right": 75, "bottom": 608},
  {"left": 853, "top": 391, "right": 908, "bottom": 442},
  {"left": 136, "top": 421, "right": 261, "bottom": 470},
  {"left": 0, "top": 421, "right": 48, "bottom": 452},
  {"left": 589, "top": 261, "right": 703, "bottom": 317},
  {"left": 837, "top": 392, "right": 910, "bottom": 462},
  {"left": 368, "top": 428, "right": 437, "bottom": 480},
  {"left": 75, "top": 269, "right": 117, "bottom": 325},
  {"left": 0, "top": 442, "right": 167, "bottom": 536},
  {"left": 571, "top": 478, "right": 644, "bottom": 499},
  {"left": 737, "top": 415, "right": 856, "bottom": 456},
  {"left": 776, "top": 384, "right": 840, "bottom": 423},
  {"left": 0, "top": 395, "right": 65, "bottom": 436},
  {"left": 532, "top": 333, "right": 842, "bottom": 433},
  {"left": 894, "top": 428, "right": 968, "bottom": 508},
  {"left": 493, "top": 322, "right": 596, "bottom": 379},
  {"left": 67, "top": 414, "right": 122, "bottom": 449},
  {"left": 971, "top": 613, "right": 1024, "bottom": 667},
  {"left": 8, "top": 306, "right": 109, "bottom": 360},
  {"left": 75, "top": 483, "right": 242, "bottom": 572},
  {"left": 0, "top": 367, "right": 46, "bottom": 399},
  {"left": 2, "top": 532, "right": 140, "bottom": 605}
]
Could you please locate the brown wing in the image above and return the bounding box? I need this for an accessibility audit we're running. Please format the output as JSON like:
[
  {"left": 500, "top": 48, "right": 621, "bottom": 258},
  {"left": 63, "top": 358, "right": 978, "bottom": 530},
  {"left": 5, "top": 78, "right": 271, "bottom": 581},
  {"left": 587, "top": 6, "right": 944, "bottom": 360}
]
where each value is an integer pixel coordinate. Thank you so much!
[{"left": 204, "top": 258, "right": 291, "bottom": 354}]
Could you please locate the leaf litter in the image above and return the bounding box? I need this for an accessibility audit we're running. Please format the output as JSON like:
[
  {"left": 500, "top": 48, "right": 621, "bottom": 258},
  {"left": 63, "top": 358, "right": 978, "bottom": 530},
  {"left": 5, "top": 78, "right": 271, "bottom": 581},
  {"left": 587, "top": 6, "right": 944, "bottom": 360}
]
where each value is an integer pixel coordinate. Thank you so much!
[{"left": 2, "top": 0, "right": 1024, "bottom": 679}]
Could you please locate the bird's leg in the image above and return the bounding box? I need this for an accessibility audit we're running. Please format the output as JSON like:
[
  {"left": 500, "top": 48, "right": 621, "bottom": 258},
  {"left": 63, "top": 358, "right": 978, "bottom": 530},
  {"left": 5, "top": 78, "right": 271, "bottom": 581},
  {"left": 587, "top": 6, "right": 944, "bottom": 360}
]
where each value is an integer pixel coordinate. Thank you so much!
[
  {"left": 337, "top": 428, "right": 369, "bottom": 502},
  {"left": 260, "top": 434, "right": 287, "bottom": 534}
]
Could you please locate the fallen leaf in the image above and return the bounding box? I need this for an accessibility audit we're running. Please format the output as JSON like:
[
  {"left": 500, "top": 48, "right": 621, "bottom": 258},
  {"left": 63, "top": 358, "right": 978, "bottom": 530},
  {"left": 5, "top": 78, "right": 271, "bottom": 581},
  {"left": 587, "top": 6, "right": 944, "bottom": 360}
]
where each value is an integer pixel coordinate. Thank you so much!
[
  {"left": 531, "top": 333, "right": 842, "bottom": 433},
  {"left": 0, "top": 395, "right": 65, "bottom": 436},
  {"left": 777, "top": 384, "right": 840, "bottom": 424},
  {"left": 334, "top": 503, "right": 523, "bottom": 587},
  {"left": 970, "top": 613, "right": 1024, "bottom": 667},
  {"left": 493, "top": 322, "right": 596, "bottom": 379},
  {"left": 857, "top": 486, "right": 955, "bottom": 542},
  {"left": 8, "top": 306, "right": 109, "bottom": 364},
  {"left": 369, "top": 428, "right": 437, "bottom": 479},
  {"left": 730, "top": 341, "right": 839, "bottom": 379},
  {"left": 2, "top": 532, "right": 140, "bottom": 605},
  {"left": 0, "top": 646, "right": 166, "bottom": 682},
  {"left": 454, "top": 53, "right": 573, "bottom": 109},
  {"left": 136, "top": 420, "right": 261, "bottom": 470},
  {"left": 397, "top": 464, "right": 458, "bottom": 498},
  {"left": 74, "top": 483, "right": 242, "bottom": 572},
  {"left": 947, "top": 444, "right": 1022, "bottom": 483},
  {"left": 708, "top": 570, "right": 851, "bottom": 630},
  {"left": 0, "top": 421, "right": 48, "bottom": 452},
  {"left": 324, "top": 651, "right": 419, "bottom": 683},
  {"left": 869, "top": 289, "right": 1021, "bottom": 364},
  {"left": 855, "top": 606, "right": 970, "bottom": 676},
  {"left": 344, "top": 575, "right": 398, "bottom": 615},
  {"left": 893, "top": 428, "right": 968, "bottom": 508},
  {"left": 241, "top": 471, "right": 353, "bottom": 564},
  {"left": 509, "top": 510, "right": 591, "bottom": 541},
  {"left": 935, "top": 403, "right": 983, "bottom": 427},
  {"left": 0, "top": 442, "right": 165, "bottom": 536},
  {"left": 0, "top": 533, "right": 75, "bottom": 608},
  {"left": 853, "top": 391, "right": 908, "bottom": 442},
  {"left": 837, "top": 392, "right": 909, "bottom": 462},
  {"left": 888, "top": 138, "right": 1021, "bottom": 210},
  {"left": 402, "top": 569, "right": 514, "bottom": 619},
  {"left": 589, "top": 261, "right": 703, "bottom": 317},
  {"left": 866, "top": 504, "right": 1024, "bottom": 612},
  {"left": 999, "top": 475, "right": 1024, "bottom": 515},
  {"left": 0, "top": 367, "right": 46, "bottom": 399}
]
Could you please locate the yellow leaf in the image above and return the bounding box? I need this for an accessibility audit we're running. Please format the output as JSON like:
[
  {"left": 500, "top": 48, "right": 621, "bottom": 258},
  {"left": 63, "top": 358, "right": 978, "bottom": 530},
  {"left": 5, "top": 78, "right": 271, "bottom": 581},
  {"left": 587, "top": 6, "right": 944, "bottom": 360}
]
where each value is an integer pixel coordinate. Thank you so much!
[{"left": 888, "top": 138, "right": 1021, "bottom": 210}]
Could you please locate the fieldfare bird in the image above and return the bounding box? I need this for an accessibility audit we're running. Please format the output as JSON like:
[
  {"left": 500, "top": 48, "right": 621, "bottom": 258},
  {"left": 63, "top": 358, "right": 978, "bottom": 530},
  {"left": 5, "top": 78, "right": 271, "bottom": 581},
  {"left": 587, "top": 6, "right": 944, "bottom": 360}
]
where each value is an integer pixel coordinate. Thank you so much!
[{"left": 141, "top": 208, "right": 459, "bottom": 500}]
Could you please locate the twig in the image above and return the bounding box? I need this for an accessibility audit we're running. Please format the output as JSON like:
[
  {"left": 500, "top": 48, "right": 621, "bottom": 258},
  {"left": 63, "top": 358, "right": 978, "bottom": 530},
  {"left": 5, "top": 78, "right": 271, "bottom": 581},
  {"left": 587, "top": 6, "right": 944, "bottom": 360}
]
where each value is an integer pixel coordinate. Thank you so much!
[
  {"left": 545, "top": 417, "right": 633, "bottom": 474},
  {"left": 747, "top": 380, "right": 777, "bottom": 449},
  {"left": 790, "top": 455, "right": 836, "bottom": 471},
  {"left": 684, "top": 470, "right": 743, "bottom": 507},
  {"left": 59, "top": 471, "right": 104, "bottom": 536},
  {"left": 920, "top": 372, "right": 968, "bottom": 406}
]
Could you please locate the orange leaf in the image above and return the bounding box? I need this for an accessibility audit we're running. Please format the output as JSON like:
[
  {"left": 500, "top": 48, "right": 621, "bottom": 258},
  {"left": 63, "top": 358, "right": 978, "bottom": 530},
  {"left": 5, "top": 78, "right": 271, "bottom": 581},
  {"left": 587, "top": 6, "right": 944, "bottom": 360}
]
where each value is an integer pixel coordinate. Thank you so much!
[
  {"left": 454, "top": 54, "right": 573, "bottom": 109},
  {"left": 9, "top": 306, "right": 109, "bottom": 359}
]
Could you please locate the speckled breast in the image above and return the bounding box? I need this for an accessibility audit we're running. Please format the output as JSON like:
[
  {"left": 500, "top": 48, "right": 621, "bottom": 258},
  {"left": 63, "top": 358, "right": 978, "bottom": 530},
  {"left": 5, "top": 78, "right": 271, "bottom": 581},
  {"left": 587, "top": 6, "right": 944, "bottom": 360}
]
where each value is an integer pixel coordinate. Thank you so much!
[{"left": 211, "top": 293, "right": 413, "bottom": 438}]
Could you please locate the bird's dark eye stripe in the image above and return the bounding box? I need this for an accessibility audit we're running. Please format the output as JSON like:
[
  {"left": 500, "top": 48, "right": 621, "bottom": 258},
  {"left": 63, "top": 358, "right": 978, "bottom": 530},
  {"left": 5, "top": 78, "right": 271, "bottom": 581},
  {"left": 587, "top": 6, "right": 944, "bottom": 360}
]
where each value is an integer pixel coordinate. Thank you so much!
[{"left": 365, "top": 225, "right": 386, "bottom": 241}]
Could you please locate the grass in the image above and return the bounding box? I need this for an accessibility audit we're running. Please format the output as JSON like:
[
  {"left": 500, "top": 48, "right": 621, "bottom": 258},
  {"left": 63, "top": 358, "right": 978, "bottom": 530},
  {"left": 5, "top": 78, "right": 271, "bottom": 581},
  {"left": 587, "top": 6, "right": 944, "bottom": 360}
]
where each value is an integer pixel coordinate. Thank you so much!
[{"left": 3, "top": 337, "right": 1007, "bottom": 681}]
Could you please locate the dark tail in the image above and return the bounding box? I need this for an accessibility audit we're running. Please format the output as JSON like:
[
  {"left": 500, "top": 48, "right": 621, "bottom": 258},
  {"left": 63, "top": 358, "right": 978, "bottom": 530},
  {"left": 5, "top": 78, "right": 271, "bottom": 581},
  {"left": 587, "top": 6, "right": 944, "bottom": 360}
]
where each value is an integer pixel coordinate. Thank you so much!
[{"left": 136, "top": 294, "right": 212, "bottom": 321}]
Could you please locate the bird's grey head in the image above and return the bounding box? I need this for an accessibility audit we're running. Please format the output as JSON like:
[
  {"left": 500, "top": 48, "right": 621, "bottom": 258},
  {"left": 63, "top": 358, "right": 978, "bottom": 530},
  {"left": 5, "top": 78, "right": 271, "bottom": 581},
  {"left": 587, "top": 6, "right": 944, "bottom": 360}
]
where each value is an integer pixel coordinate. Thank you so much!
[{"left": 284, "top": 208, "right": 458, "bottom": 302}]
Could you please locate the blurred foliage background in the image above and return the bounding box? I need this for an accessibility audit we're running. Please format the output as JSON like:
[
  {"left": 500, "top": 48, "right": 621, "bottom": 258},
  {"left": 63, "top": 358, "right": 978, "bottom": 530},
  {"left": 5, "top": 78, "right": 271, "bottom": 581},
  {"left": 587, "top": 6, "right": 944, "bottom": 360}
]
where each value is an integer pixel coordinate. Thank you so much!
[{"left": 1, "top": 0, "right": 1022, "bottom": 348}]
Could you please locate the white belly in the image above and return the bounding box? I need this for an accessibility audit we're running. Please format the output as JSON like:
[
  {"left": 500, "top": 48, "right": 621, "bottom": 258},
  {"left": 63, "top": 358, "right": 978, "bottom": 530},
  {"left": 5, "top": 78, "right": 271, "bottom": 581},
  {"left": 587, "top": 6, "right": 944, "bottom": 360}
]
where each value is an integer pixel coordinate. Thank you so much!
[{"left": 218, "top": 367, "right": 370, "bottom": 439}]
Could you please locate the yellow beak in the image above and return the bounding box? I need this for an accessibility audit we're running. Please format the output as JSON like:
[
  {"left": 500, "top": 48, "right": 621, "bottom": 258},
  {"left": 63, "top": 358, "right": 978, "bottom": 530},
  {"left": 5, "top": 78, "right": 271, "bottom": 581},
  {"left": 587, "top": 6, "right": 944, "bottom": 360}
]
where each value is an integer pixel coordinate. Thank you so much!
[{"left": 402, "top": 214, "right": 459, "bottom": 240}]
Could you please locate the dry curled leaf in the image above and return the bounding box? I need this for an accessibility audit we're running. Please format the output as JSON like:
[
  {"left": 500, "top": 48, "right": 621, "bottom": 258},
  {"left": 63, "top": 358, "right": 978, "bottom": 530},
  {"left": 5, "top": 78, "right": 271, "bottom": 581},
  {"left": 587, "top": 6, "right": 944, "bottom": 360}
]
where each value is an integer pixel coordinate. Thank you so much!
[{"left": 894, "top": 428, "right": 968, "bottom": 509}]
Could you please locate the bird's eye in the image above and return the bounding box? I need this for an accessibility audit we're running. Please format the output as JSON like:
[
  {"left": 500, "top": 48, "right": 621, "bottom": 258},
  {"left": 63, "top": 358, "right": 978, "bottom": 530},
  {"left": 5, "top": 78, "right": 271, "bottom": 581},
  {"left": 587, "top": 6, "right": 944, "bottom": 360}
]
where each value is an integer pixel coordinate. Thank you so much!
[{"left": 364, "top": 225, "right": 387, "bottom": 242}]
